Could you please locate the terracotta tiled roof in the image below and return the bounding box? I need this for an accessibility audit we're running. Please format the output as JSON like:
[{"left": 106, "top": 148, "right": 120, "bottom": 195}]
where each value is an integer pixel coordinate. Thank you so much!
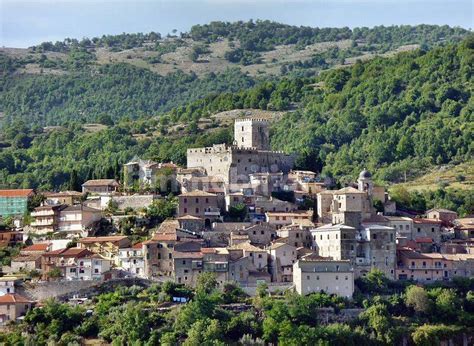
[
  {"left": 79, "top": 236, "right": 129, "bottom": 244},
  {"left": 334, "top": 187, "right": 366, "bottom": 195},
  {"left": 228, "top": 241, "right": 266, "bottom": 252},
  {"left": 156, "top": 219, "right": 179, "bottom": 234},
  {"left": 132, "top": 242, "right": 143, "bottom": 249},
  {"left": 267, "top": 242, "right": 288, "bottom": 250},
  {"left": 177, "top": 215, "right": 203, "bottom": 220},
  {"left": 44, "top": 248, "right": 93, "bottom": 257},
  {"left": 300, "top": 253, "right": 334, "bottom": 261},
  {"left": 415, "top": 237, "right": 433, "bottom": 243},
  {"left": 413, "top": 218, "right": 442, "bottom": 224},
  {"left": 179, "top": 190, "right": 217, "bottom": 197},
  {"left": 0, "top": 189, "right": 34, "bottom": 198},
  {"left": 427, "top": 208, "right": 457, "bottom": 214},
  {"left": 266, "top": 211, "right": 312, "bottom": 217},
  {"left": 82, "top": 179, "right": 119, "bottom": 187},
  {"left": 12, "top": 254, "right": 41, "bottom": 262},
  {"left": 173, "top": 251, "right": 203, "bottom": 259},
  {"left": 44, "top": 191, "right": 83, "bottom": 197},
  {"left": 201, "top": 248, "right": 217, "bottom": 254},
  {"left": 22, "top": 243, "right": 50, "bottom": 252},
  {"left": 291, "top": 219, "right": 315, "bottom": 227},
  {"left": 362, "top": 215, "right": 389, "bottom": 223},
  {"left": 62, "top": 205, "right": 101, "bottom": 213},
  {"left": 151, "top": 233, "right": 177, "bottom": 241},
  {"left": 0, "top": 294, "right": 33, "bottom": 304}
]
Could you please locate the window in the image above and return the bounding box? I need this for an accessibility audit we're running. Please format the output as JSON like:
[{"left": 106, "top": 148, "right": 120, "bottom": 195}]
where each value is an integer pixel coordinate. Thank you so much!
[
  {"left": 184, "top": 208, "right": 187, "bottom": 213},
  {"left": 335, "top": 276, "right": 339, "bottom": 280},
  {"left": 417, "top": 228, "right": 421, "bottom": 233},
  {"left": 431, "top": 228, "right": 435, "bottom": 232},
  {"left": 316, "top": 276, "right": 319, "bottom": 280},
  {"left": 168, "top": 253, "right": 172, "bottom": 259},
  {"left": 195, "top": 198, "right": 199, "bottom": 203},
  {"left": 205, "top": 198, "right": 209, "bottom": 203},
  {"left": 182, "top": 260, "right": 186, "bottom": 265},
  {"left": 184, "top": 198, "right": 187, "bottom": 204},
  {"left": 258, "top": 254, "right": 262, "bottom": 258},
  {"left": 94, "top": 269, "right": 99, "bottom": 274},
  {"left": 158, "top": 253, "right": 161, "bottom": 259},
  {"left": 261, "top": 231, "right": 264, "bottom": 235},
  {"left": 307, "top": 276, "right": 310, "bottom": 280},
  {"left": 195, "top": 208, "right": 199, "bottom": 213},
  {"left": 373, "top": 234, "right": 377, "bottom": 239},
  {"left": 70, "top": 268, "right": 76, "bottom": 273}
]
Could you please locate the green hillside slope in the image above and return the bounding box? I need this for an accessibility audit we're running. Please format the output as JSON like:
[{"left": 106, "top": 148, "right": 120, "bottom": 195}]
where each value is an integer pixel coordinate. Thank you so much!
[
  {"left": 0, "top": 29, "right": 472, "bottom": 209},
  {"left": 0, "top": 22, "right": 469, "bottom": 126}
]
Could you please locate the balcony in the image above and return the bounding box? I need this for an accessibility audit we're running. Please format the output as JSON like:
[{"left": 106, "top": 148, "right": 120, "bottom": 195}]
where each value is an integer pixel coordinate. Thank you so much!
[
  {"left": 31, "top": 219, "right": 56, "bottom": 227},
  {"left": 191, "top": 261, "right": 203, "bottom": 269},
  {"left": 204, "top": 208, "right": 221, "bottom": 217},
  {"left": 204, "top": 261, "right": 228, "bottom": 272}
]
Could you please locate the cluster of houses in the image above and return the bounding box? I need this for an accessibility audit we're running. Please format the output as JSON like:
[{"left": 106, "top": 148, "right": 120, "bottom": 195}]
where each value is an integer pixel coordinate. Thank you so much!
[{"left": 0, "top": 118, "right": 473, "bottom": 324}]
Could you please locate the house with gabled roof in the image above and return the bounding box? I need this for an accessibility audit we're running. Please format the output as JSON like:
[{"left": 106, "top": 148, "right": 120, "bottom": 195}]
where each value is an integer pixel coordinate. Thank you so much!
[
  {"left": 0, "top": 293, "right": 34, "bottom": 325},
  {"left": 82, "top": 179, "right": 119, "bottom": 195}
]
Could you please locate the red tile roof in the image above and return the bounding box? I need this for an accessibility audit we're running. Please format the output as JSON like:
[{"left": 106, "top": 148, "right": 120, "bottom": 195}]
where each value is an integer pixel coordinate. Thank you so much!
[
  {"left": 79, "top": 236, "right": 129, "bottom": 244},
  {"left": 413, "top": 218, "right": 442, "bottom": 224},
  {"left": 151, "top": 233, "right": 177, "bottom": 241},
  {"left": 82, "top": 179, "right": 119, "bottom": 187},
  {"left": 0, "top": 189, "right": 34, "bottom": 198},
  {"left": 132, "top": 242, "right": 143, "bottom": 249},
  {"left": 42, "top": 248, "right": 93, "bottom": 257},
  {"left": 173, "top": 251, "right": 203, "bottom": 259},
  {"left": 22, "top": 243, "right": 50, "bottom": 252},
  {"left": 415, "top": 237, "right": 434, "bottom": 244},
  {"left": 0, "top": 294, "right": 33, "bottom": 304},
  {"left": 201, "top": 248, "right": 217, "bottom": 254}
]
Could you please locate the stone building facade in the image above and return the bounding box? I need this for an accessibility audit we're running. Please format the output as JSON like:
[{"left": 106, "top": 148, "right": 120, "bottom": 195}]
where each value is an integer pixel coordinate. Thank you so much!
[{"left": 186, "top": 119, "right": 294, "bottom": 187}]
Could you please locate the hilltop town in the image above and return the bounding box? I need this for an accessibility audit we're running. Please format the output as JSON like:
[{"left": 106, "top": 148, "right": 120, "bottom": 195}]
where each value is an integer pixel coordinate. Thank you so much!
[{"left": 0, "top": 116, "right": 472, "bottom": 328}]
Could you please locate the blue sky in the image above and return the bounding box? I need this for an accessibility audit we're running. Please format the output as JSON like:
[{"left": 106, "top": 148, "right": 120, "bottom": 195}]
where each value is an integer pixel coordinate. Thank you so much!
[{"left": 1, "top": 0, "right": 472, "bottom": 48}]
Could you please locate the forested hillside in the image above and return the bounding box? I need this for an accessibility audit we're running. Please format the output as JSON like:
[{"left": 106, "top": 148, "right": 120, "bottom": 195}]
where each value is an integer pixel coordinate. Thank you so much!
[{"left": 0, "top": 22, "right": 469, "bottom": 126}]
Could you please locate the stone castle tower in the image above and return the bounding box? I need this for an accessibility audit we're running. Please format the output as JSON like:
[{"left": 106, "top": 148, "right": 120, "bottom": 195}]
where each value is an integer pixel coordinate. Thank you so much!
[{"left": 234, "top": 118, "right": 270, "bottom": 150}]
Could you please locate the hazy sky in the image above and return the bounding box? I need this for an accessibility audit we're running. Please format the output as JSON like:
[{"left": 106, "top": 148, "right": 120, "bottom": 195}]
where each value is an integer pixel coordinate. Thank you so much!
[{"left": 1, "top": 0, "right": 473, "bottom": 48}]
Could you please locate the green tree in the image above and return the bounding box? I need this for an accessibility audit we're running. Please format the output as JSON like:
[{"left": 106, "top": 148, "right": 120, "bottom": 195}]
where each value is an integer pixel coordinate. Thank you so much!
[{"left": 406, "top": 285, "right": 431, "bottom": 315}]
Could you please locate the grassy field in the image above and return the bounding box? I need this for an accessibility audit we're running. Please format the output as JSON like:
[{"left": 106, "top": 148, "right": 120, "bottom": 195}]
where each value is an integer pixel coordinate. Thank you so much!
[
  {"left": 391, "top": 161, "right": 474, "bottom": 192},
  {"left": 1, "top": 37, "right": 419, "bottom": 78}
]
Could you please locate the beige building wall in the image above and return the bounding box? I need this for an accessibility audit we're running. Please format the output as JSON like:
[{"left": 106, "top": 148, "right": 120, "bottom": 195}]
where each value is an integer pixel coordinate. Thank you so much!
[
  {"left": 293, "top": 259, "right": 354, "bottom": 297},
  {"left": 234, "top": 118, "right": 270, "bottom": 150},
  {"left": 0, "top": 301, "right": 32, "bottom": 324}
]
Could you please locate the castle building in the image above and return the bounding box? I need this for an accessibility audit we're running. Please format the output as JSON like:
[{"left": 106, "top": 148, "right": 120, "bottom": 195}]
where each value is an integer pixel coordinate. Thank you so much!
[{"left": 186, "top": 118, "right": 294, "bottom": 189}]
